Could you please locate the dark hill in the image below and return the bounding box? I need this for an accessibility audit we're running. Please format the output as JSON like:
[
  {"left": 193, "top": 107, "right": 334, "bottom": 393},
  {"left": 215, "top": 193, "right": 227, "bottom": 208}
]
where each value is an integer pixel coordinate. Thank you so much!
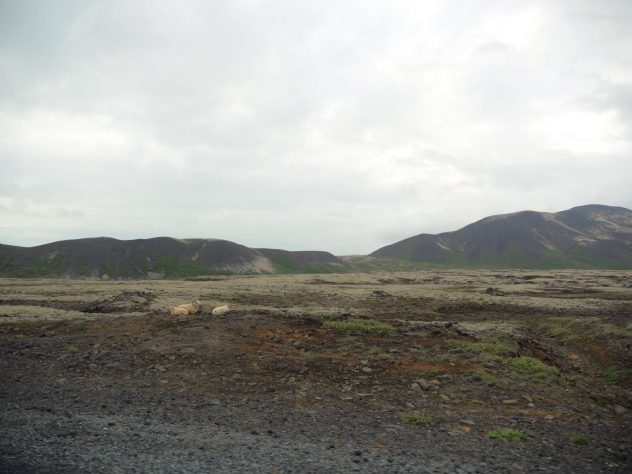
[
  {"left": 0, "top": 237, "right": 344, "bottom": 278},
  {"left": 371, "top": 205, "right": 632, "bottom": 269},
  {"left": 257, "top": 248, "right": 345, "bottom": 273}
]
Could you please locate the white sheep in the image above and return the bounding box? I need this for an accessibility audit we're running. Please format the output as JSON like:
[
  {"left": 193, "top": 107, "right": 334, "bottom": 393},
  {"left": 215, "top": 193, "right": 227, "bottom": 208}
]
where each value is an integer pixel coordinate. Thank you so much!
[
  {"left": 212, "top": 304, "right": 230, "bottom": 316},
  {"left": 170, "top": 300, "right": 201, "bottom": 317}
]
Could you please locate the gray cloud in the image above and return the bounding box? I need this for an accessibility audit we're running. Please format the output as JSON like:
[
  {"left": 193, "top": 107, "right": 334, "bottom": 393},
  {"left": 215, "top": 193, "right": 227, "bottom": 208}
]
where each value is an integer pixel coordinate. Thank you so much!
[{"left": 1, "top": 0, "right": 631, "bottom": 254}]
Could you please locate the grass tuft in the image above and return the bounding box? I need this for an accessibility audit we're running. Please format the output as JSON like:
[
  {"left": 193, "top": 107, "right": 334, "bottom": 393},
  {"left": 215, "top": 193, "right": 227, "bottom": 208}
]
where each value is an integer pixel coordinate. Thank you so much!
[
  {"left": 487, "top": 428, "right": 527, "bottom": 441},
  {"left": 447, "top": 339, "right": 508, "bottom": 354},
  {"left": 571, "top": 435, "right": 589, "bottom": 445},
  {"left": 511, "top": 356, "right": 559, "bottom": 378},
  {"left": 323, "top": 319, "right": 395, "bottom": 336},
  {"left": 479, "top": 372, "right": 500, "bottom": 385},
  {"left": 401, "top": 411, "right": 431, "bottom": 425}
]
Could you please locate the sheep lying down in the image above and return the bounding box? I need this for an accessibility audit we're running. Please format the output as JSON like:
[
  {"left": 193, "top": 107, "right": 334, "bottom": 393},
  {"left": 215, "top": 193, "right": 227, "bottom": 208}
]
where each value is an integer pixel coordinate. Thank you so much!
[
  {"left": 170, "top": 301, "right": 231, "bottom": 317},
  {"left": 211, "top": 304, "right": 230, "bottom": 316},
  {"left": 170, "top": 300, "right": 201, "bottom": 317}
]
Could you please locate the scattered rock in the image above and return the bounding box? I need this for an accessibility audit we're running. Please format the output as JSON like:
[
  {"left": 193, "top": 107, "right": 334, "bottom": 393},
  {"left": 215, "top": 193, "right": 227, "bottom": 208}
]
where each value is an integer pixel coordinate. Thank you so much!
[
  {"left": 361, "top": 367, "right": 373, "bottom": 374},
  {"left": 613, "top": 405, "right": 627, "bottom": 415},
  {"left": 372, "top": 290, "right": 392, "bottom": 298},
  {"left": 414, "top": 378, "right": 431, "bottom": 391},
  {"left": 155, "top": 364, "right": 167, "bottom": 373},
  {"left": 485, "top": 287, "right": 507, "bottom": 296},
  {"left": 83, "top": 291, "right": 154, "bottom": 313},
  {"left": 502, "top": 399, "right": 519, "bottom": 405}
]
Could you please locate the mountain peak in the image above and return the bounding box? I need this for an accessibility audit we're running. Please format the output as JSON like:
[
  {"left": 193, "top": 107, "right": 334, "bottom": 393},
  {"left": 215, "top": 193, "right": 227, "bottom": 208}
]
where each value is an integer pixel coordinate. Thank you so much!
[{"left": 371, "top": 204, "right": 632, "bottom": 269}]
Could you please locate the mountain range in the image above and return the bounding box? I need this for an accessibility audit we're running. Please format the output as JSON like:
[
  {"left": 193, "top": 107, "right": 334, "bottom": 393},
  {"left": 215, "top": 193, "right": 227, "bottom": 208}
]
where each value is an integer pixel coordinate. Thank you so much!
[
  {"left": 0, "top": 237, "right": 344, "bottom": 278},
  {"left": 1, "top": 204, "right": 631, "bottom": 278},
  {"left": 371, "top": 204, "right": 632, "bottom": 269}
]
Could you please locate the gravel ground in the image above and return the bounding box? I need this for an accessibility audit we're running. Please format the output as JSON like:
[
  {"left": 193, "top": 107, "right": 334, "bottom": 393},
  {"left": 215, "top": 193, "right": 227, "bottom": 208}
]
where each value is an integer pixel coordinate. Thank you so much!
[
  {"left": 1, "top": 407, "right": 494, "bottom": 474},
  {"left": 1, "top": 273, "right": 631, "bottom": 473}
]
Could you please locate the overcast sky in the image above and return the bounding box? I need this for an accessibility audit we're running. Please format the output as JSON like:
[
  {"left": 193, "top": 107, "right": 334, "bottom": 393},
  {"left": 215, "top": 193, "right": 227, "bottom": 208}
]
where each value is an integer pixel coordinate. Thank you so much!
[{"left": 1, "top": 0, "right": 631, "bottom": 254}]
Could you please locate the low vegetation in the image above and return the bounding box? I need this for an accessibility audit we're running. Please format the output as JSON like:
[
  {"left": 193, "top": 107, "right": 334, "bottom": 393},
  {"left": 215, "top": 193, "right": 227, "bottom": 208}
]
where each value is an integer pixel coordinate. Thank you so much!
[
  {"left": 571, "top": 435, "right": 589, "bottom": 445},
  {"left": 401, "top": 411, "right": 431, "bottom": 425},
  {"left": 487, "top": 428, "right": 528, "bottom": 441},
  {"left": 446, "top": 339, "right": 508, "bottom": 354},
  {"left": 323, "top": 319, "right": 396, "bottom": 336},
  {"left": 511, "top": 356, "right": 559, "bottom": 378}
]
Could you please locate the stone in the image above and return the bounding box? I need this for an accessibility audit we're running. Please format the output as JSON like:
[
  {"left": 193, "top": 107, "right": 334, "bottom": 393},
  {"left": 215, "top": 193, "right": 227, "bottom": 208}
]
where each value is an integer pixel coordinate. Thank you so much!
[
  {"left": 414, "top": 378, "right": 431, "bottom": 391},
  {"left": 372, "top": 290, "right": 391, "bottom": 298},
  {"left": 155, "top": 364, "right": 167, "bottom": 373},
  {"left": 485, "top": 287, "right": 507, "bottom": 296},
  {"left": 361, "top": 367, "right": 373, "bottom": 374},
  {"left": 410, "top": 382, "right": 421, "bottom": 392},
  {"left": 614, "top": 405, "right": 627, "bottom": 415},
  {"left": 502, "top": 399, "right": 519, "bottom": 405}
]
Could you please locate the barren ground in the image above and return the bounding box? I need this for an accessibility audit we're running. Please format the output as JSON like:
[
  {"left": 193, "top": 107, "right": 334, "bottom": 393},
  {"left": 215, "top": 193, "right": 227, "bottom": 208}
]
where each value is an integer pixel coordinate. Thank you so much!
[{"left": 1, "top": 270, "right": 631, "bottom": 473}]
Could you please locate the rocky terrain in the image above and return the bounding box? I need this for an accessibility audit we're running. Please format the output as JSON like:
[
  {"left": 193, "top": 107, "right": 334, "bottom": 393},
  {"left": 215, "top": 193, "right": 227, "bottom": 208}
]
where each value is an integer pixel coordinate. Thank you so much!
[{"left": 1, "top": 270, "right": 631, "bottom": 472}]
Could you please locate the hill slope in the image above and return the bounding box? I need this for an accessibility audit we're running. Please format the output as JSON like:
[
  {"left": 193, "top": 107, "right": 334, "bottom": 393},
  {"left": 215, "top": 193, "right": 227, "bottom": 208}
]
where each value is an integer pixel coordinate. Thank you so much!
[
  {"left": 371, "top": 205, "right": 632, "bottom": 269},
  {"left": 0, "top": 237, "right": 345, "bottom": 278}
]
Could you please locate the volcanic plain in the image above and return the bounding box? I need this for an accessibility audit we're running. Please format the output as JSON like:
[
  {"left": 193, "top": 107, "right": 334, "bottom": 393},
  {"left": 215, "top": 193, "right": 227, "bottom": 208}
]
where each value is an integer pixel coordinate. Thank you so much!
[{"left": 1, "top": 270, "right": 631, "bottom": 473}]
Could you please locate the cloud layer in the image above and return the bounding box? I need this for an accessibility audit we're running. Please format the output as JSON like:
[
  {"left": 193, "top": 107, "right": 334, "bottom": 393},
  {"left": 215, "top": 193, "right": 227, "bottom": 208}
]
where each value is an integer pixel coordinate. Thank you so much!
[{"left": 1, "top": 0, "right": 631, "bottom": 254}]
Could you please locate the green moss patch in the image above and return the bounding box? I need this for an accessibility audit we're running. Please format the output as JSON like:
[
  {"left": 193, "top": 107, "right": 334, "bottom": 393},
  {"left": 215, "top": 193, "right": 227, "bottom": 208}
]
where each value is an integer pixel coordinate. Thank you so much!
[
  {"left": 511, "top": 357, "right": 559, "bottom": 378},
  {"left": 323, "top": 319, "right": 396, "bottom": 336},
  {"left": 487, "top": 428, "right": 527, "bottom": 441},
  {"left": 401, "top": 411, "right": 431, "bottom": 425}
]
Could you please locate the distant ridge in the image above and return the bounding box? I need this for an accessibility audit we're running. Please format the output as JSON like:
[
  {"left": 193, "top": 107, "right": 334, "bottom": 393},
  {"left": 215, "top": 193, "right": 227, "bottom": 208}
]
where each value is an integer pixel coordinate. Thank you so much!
[
  {"left": 2, "top": 204, "right": 632, "bottom": 277},
  {"left": 0, "top": 237, "right": 344, "bottom": 278},
  {"left": 370, "top": 204, "right": 632, "bottom": 269}
]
